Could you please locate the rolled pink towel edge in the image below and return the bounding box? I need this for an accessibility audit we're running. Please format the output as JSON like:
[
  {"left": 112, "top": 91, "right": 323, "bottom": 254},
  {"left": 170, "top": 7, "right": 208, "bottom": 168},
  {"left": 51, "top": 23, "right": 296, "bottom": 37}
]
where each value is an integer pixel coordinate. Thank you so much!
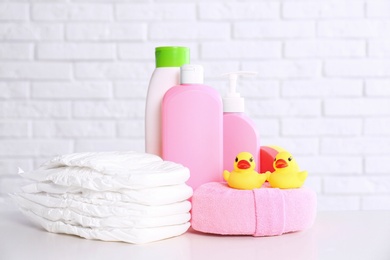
[{"left": 191, "top": 182, "right": 317, "bottom": 237}]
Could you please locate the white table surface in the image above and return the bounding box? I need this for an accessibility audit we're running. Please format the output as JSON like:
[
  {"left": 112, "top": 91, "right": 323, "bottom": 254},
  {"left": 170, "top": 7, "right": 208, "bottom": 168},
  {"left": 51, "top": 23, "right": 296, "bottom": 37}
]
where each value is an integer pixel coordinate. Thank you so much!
[{"left": 1, "top": 209, "right": 389, "bottom": 260}]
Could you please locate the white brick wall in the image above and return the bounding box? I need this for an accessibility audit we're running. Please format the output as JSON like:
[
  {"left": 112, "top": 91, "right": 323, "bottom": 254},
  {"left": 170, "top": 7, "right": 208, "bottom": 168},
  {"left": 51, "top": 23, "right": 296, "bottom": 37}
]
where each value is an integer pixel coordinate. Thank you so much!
[{"left": 1, "top": 0, "right": 390, "bottom": 211}]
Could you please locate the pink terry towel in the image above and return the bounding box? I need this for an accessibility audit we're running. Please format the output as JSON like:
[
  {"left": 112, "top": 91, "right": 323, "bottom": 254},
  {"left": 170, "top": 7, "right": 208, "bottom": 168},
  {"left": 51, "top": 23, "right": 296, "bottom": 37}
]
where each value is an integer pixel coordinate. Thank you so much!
[{"left": 191, "top": 182, "right": 317, "bottom": 236}]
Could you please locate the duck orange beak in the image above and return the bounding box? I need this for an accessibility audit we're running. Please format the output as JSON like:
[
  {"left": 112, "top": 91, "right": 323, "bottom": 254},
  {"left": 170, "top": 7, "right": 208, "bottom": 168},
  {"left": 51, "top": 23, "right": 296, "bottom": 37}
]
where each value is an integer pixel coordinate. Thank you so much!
[
  {"left": 275, "top": 159, "right": 288, "bottom": 169},
  {"left": 237, "top": 160, "right": 251, "bottom": 170}
]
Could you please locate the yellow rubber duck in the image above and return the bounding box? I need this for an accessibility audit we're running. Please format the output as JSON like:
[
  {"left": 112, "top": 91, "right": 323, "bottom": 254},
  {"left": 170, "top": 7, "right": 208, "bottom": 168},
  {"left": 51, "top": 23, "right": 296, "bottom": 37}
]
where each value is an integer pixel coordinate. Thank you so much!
[
  {"left": 223, "top": 152, "right": 268, "bottom": 190},
  {"left": 267, "top": 151, "right": 308, "bottom": 189}
]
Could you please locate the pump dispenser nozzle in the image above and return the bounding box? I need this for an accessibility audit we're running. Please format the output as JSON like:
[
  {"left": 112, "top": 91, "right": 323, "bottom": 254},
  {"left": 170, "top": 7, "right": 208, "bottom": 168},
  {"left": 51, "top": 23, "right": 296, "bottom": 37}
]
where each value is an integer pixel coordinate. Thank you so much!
[{"left": 221, "top": 71, "right": 257, "bottom": 113}]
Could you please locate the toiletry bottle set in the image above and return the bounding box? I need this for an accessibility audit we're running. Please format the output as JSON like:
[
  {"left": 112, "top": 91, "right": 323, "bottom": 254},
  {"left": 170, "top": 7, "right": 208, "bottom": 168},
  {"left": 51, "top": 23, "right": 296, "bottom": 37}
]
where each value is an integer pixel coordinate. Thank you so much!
[{"left": 145, "top": 46, "right": 260, "bottom": 190}]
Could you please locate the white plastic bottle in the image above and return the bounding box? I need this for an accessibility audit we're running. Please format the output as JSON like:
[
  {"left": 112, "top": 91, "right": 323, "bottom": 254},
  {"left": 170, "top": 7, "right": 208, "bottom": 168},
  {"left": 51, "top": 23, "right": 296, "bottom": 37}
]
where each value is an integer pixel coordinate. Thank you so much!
[
  {"left": 162, "top": 65, "right": 223, "bottom": 190},
  {"left": 222, "top": 71, "right": 260, "bottom": 172},
  {"left": 145, "top": 46, "right": 190, "bottom": 156}
]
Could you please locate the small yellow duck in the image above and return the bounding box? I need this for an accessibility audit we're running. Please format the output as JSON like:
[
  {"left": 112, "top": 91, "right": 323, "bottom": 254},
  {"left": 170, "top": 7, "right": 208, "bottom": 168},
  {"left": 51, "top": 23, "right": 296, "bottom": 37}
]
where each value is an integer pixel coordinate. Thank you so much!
[
  {"left": 267, "top": 151, "right": 308, "bottom": 189},
  {"left": 223, "top": 152, "right": 268, "bottom": 190}
]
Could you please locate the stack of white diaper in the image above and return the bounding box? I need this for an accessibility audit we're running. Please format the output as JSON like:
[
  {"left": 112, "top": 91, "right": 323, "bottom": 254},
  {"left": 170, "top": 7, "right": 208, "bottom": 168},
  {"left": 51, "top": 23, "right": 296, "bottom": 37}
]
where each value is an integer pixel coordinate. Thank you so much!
[{"left": 12, "top": 151, "right": 193, "bottom": 244}]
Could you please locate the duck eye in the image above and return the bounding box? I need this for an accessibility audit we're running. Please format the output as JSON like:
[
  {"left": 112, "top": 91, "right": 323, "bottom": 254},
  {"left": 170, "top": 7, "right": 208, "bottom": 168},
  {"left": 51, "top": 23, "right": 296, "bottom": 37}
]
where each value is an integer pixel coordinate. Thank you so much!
[
  {"left": 249, "top": 157, "right": 253, "bottom": 162},
  {"left": 288, "top": 157, "right": 293, "bottom": 161},
  {"left": 235, "top": 157, "right": 238, "bottom": 162}
]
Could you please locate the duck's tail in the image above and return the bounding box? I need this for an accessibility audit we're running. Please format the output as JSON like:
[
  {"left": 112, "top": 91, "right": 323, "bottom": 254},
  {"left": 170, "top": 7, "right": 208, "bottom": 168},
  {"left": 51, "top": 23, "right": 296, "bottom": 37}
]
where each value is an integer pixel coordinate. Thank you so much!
[
  {"left": 223, "top": 170, "right": 230, "bottom": 182},
  {"left": 264, "top": 171, "right": 271, "bottom": 181},
  {"left": 299, "top": 171, "right": 308, "bottom": 182}
]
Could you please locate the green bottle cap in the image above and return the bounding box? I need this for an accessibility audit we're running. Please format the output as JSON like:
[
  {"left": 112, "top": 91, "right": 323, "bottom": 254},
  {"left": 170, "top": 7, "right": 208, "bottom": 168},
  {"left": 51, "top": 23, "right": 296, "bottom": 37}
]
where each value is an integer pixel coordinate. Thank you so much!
[{"left": 155, "top": 46, "right": 190, "bottom": 68}]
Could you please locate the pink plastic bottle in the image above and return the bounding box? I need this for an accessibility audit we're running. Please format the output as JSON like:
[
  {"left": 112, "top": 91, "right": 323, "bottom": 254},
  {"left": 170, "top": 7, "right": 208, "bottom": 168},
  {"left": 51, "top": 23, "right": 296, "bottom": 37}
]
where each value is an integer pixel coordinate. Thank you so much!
[
  {"left": 162, "top": 65, "right": 223, "bottom": 190},
  {"left": 222, "top": 71, "right": 260, "bottom": 172}
]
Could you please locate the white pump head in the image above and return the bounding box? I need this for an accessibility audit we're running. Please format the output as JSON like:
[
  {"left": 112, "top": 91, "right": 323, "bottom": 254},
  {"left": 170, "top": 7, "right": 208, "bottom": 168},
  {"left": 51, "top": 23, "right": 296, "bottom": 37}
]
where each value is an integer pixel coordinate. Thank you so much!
[
  {"left": 221, "top": 71, "right": 257, "bottom": 112},
  {"left": 180, "top": 64, "right": 204, "bottom": 84}
]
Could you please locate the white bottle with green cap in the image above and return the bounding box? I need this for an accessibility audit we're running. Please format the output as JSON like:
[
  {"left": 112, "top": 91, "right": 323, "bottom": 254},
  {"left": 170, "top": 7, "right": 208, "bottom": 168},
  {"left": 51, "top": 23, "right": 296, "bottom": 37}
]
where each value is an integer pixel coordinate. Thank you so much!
[
  {"left": 222, "top": 71, "right": 260, "bottom": 172},
  {"left": 145, "top": 46, "right": 190, "bottom": 157}
]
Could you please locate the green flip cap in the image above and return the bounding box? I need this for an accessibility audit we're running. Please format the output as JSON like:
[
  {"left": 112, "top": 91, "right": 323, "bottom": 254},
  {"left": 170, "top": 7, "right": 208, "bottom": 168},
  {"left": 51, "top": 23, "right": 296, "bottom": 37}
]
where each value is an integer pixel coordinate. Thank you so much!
[{"left": 155, "top": 46, "right": 190, "bottom": 68}]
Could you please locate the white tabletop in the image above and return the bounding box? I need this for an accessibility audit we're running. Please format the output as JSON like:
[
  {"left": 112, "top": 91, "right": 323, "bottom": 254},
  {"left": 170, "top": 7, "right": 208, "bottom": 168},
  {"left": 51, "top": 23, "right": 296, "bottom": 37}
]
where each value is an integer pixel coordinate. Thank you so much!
[{"left": 1, "top": 209, "right": 389, "bottom": 260}]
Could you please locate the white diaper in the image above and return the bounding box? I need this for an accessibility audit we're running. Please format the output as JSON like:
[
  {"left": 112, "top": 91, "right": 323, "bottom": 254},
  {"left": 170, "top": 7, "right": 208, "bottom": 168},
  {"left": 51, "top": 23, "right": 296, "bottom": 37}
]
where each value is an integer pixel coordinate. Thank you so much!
[
  {"left": 21, "top": 151, "right": 190, "bottom": 189},
  {"left": 16, "top": 192, "right": 191, "bottom": 217},
  {"left": 21, "top": 209, "right": 191, "bottom": 244},
  {"left": 13, "top": 195, "right": 190, "bottom": 229},
  {"left": 21, "top": 183, "right": 193, "bottom": 206}
]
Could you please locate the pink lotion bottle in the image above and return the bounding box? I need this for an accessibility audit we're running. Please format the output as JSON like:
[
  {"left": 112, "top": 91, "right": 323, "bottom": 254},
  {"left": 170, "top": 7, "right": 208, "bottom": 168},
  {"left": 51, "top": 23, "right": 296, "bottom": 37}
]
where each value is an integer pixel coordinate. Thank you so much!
[
  {"left": 222, "top": 71, "right": 260, "bottom": 172},
  {"left": 162, "top": 65, "right": 223, "bottom": 190}
]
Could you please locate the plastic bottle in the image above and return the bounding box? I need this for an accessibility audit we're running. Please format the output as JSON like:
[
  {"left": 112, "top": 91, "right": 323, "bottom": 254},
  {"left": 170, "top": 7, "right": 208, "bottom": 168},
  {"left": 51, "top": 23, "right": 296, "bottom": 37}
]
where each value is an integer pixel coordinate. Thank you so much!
[
  {"left": 162, "top": 65, "right": 223, "bottom": 190},
  {"left": 145, "top": 46, "right": 190, "bottom": 157},
  {"left": 222, "top": 71, "right": 260, "bottom": 172}
]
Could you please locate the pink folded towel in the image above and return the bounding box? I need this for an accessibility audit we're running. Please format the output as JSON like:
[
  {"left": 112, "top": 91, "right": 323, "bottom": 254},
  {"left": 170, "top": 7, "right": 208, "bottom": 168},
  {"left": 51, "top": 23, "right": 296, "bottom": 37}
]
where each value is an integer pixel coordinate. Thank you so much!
[{"left": 191, "top": 182, "right": 316, "bottom": 236}]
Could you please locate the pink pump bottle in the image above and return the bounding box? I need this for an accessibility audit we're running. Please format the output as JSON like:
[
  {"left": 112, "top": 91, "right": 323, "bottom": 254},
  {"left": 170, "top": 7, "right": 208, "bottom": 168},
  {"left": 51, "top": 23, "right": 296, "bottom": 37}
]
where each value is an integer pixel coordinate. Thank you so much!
[
  {"left": 222, "top": 71, "right": 260, "bottom": 172},
  {"left": 162, "top": 65, "right": 223, "bottom": 190}
]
